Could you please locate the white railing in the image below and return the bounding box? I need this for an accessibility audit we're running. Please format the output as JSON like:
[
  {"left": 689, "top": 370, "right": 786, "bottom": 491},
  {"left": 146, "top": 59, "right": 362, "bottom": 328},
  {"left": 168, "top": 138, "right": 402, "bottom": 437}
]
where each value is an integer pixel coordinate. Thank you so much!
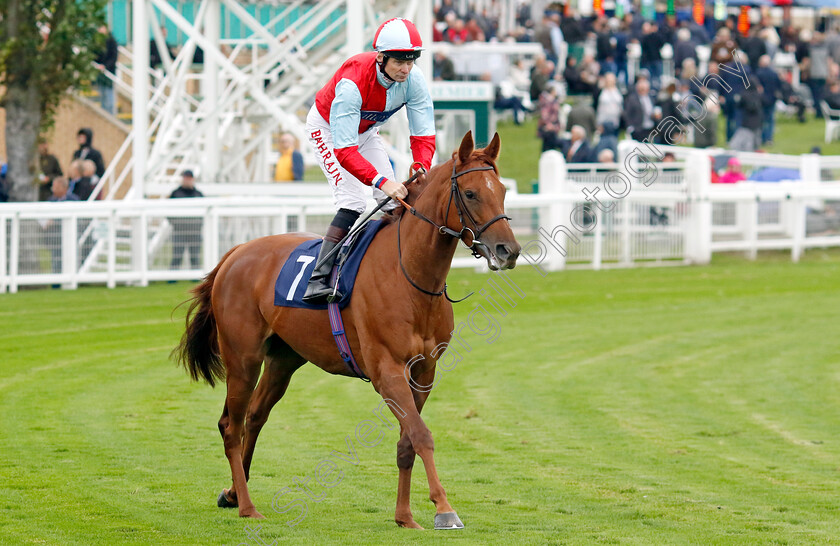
[{"left": 4, "top": 150, "right": 840, "bottom": 292}]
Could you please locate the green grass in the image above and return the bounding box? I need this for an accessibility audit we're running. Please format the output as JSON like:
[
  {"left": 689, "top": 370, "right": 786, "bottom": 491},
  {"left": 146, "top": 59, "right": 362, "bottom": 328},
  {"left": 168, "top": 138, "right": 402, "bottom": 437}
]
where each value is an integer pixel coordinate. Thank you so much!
[
  {"left": 494, "top": 109, "right": 839, "bottom": 194},
  {"left": 2, "top": 249, "right": 840, "bottom": 544}
]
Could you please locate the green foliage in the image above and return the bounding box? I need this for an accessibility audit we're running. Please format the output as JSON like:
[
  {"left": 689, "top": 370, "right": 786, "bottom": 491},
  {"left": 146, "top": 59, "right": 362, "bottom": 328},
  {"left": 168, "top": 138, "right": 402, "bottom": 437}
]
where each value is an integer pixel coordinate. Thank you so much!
[
  {"left": 2, "top": 250, "right": 840, "bottom": 543},
  {"left": 0, "top": 0, "right": 106, "bottom": 130}
]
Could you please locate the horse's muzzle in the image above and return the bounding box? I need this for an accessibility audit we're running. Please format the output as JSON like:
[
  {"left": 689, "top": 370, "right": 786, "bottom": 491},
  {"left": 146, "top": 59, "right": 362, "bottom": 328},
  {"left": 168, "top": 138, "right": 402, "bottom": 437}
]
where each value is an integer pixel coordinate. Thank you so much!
[{"left": 493, "top": 242, "right": 520, "bottom": 270}]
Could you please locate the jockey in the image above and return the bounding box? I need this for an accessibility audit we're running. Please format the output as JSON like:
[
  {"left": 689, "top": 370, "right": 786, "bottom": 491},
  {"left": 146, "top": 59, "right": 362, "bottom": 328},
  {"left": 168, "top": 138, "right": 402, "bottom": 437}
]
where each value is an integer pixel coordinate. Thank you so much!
[{"left": 302, "top": 17, "right": 436, "bottom": 304}]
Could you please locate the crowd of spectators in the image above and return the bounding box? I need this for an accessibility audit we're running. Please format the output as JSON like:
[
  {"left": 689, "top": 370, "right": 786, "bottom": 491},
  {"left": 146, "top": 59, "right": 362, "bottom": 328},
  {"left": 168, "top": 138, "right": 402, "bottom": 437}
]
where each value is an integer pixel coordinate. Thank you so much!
[{"left": 432, "top": 1, "right": 840, "bottom": 161}]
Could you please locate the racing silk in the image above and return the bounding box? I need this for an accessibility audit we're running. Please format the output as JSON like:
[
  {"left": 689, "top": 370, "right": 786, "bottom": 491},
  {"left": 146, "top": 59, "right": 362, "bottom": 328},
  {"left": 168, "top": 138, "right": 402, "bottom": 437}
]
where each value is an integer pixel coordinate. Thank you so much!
[{"left": 314, "top": 51, "right": 436, "bottom": 186}]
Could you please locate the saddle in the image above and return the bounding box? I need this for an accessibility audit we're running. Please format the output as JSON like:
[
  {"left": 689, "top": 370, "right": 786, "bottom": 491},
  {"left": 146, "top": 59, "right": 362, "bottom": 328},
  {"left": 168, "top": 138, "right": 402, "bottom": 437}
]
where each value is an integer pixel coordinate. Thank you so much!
[{"left": 273, "top": 220, "right": 384, "bottom": 310}]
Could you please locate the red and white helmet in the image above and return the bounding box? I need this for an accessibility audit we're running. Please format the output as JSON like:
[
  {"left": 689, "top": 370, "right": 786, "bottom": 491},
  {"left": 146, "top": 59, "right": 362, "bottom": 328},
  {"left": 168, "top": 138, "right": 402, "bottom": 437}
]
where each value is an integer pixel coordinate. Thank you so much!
[{"left": 372, "top": 18, "right": 423, "bottom": 61}]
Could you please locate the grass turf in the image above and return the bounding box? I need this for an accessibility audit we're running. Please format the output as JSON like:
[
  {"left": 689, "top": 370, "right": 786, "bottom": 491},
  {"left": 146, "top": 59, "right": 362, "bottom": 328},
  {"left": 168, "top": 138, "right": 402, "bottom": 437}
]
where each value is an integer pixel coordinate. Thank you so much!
[{"left": 1, "top": 249, "right": 840, "bottom": 545}]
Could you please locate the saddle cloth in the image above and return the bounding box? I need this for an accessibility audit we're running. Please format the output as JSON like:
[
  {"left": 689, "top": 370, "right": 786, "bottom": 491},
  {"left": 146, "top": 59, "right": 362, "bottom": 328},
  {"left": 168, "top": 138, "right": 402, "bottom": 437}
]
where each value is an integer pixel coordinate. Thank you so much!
[{"left": 273, "top": 220, "right": 385, "bottom": 310}]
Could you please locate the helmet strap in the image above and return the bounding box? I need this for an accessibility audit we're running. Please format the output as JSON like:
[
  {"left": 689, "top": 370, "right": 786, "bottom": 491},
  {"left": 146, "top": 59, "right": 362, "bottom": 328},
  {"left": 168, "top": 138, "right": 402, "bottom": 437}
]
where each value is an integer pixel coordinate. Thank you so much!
[{"left": 377, "top": 56, "right": 396, "bottom": 83}]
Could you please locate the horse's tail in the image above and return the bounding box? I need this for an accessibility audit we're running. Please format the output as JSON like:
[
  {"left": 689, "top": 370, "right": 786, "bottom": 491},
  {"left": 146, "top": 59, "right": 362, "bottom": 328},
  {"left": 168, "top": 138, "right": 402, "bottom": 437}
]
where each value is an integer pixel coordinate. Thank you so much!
[{"left": 172, "top": 246, "right": 239, "bottom": 388}]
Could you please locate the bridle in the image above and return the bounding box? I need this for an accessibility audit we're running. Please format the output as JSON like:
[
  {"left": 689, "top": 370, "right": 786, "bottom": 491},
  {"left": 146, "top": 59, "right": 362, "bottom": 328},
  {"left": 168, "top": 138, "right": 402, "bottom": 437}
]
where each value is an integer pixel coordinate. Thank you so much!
[{"left": 396, "top": 160, "right": 511, "bottom": 301}]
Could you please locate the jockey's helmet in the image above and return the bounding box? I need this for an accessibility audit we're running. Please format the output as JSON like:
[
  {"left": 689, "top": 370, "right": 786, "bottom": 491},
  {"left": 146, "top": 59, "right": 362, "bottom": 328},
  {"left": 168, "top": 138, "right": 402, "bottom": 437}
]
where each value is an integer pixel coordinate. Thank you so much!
[{"left": 373, "top": 18, "right": 423, "bottom": 61}]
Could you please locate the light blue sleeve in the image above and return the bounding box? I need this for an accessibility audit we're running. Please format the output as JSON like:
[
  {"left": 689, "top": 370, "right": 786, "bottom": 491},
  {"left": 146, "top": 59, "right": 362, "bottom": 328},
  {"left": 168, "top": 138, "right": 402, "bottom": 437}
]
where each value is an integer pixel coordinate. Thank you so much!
[
  {"left": 405, "top": 66, "right": 436, "bottom": 137},
  {"left": 330, "top": 78, "right": 363, "bottom": 149}
]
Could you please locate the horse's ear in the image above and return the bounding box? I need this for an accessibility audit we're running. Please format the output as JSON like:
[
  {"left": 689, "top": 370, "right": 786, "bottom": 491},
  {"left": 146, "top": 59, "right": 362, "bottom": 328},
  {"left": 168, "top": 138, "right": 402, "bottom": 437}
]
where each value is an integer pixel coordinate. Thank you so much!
[
  {"left": 458, "top": 131, "right": 474, "bottom": 164},
  {"left": 484, "top": 132, "right": 501, "bottom": 161}
]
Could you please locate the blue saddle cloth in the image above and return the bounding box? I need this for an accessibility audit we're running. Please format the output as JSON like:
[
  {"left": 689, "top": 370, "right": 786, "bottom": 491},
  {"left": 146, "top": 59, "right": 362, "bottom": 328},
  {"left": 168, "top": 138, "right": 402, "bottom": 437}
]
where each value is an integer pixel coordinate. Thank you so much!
[{"left": 274, "top": 220, "right": 385, "bottom": 310}]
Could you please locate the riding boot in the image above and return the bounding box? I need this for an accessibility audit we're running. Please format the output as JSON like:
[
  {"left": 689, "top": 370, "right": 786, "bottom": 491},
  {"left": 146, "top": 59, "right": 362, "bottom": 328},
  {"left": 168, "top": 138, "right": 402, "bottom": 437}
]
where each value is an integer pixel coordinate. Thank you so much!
[{"left": 302, "top": 225, "right": 348, "bottom": 304}]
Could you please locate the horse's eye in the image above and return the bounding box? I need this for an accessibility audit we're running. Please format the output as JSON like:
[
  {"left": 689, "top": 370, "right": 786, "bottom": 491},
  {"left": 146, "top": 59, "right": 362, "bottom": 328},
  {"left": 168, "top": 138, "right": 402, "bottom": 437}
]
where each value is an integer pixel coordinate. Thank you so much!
[{"left": 464, "top": 190, "right": 476, "bottom": 199}]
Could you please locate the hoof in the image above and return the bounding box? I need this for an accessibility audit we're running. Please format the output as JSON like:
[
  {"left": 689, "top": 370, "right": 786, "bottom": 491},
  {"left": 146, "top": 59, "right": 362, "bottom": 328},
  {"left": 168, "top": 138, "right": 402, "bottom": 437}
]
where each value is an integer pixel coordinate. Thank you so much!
[
  {"left": 239, "top": 507, "right": 265, "bottom": 519},
  {"left": 217, "top": 489, "right": 238, "bottom": 508},
  {"left": 396, "top": 520, "right": 424, "bottom": 529},
  {"left": 434, "top": 512, "right": 464, "bottom": 530}
]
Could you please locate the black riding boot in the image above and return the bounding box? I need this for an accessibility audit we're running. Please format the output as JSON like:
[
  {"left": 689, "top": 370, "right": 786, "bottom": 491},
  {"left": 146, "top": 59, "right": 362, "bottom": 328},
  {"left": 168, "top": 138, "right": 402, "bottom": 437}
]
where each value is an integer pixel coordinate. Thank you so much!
[{"left": 302, "top": 225, "right": 348, "bottom": 304}]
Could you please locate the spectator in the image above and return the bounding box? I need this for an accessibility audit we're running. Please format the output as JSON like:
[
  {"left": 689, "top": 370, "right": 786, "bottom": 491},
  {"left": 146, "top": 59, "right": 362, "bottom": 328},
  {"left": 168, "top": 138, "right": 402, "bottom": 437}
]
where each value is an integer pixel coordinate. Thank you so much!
[
  {"left": 596, "top": 72, "right": 623, "bottom": 129},
  {"left": 718, "top": 57, "right": 752, "bottom": 142},
  {"left": 67, "top": 160, "right": 84, "bottom": 199},
  {"left": 613, "top": 18, "right": 630, "bottom": 87},
  {"left": 563, "top": 56, "right": 586, "bottom": 94},
  {"left": 150, "top": 27, "right": 175, "bottom": 69},
  {"left": 72, "top": 128, "right": 106, "bottom": 178},
  {"left": 597, "top": 148, "right": 615, "bottom": 163},
  {"left": 624, "top": 78, "right": 659, "bottom": 142},
  {"left": 44, "top": 176, "right": 79, "bottom": 273},
  {"left": 530, "top": 58, "right": 554, "bottom": 102},
  {"left": 445, "top": 17, "right": 470, "bottom": 44},
  {"left": 673, "top": 28, "right": 698, "bottom": 78},
  {"left": 755, "top": 55, "right": 781, "bottom": 145},
  {"left": 75, "top": 160, "right": 98, "bottom": 200},
  {"left": 592, "top": 122, "right": 619, "bottom": 163},
  {"left": 577, "top": 54, "right": 601, "bottom": 95},
  {"left": 595, "top": 18, "right": 618, "bottom": 76},
  {"left": 562, "top": 125, "right": 592, "bottom": 163},
  {"left": 465, "top": 18, "right": 486, "bottom": 42},
  {"left": 436, "top": 0, "right": 458, "bottom": 23},
  {"left": 731, "top": 77, "right": 763, "bottom": 152},
  {"left": 508, "top": 58, "right": 533, "bottom": 97},
  {"left": 537, "top": 86, "right": 563, "bottom": 152},
  {"left": 759, "top": 24, "right": 781, "bottom": 60},
  {"left": 710, "top": 27, "right": 737, "bottom": 65},
  {"left": 719, "top": 157, "right": 746, "bottom": 184},
  {"left": 807, "top": 32, "right": 831, "bottom": 118},
  {"left": 494, "top": 81, "right": 528, "bottom": 125},
  {"left": 567, "top": 100, "right": 597, "bottom": 142},
  {"left": 433, "top": 52, "right": 457, "bottom": 81},
  {"left": 169, "top": 170, "right": 204, "bottom": 270},
  {"left": 778, "top": 77, "right": 807, "bottom": 123},
  {"left": 741, "top": 27, "right": 767, "bottom": 72},
  {"left": 93, "top": 25, "right": 118, "bottom": 115},
  {"left": 48, "top": 176, "right": 79, "bottom": 202},
  {"left": 824, "top": 80, "right": 840, "bottom": 114},
  {"left": 693, "top": 94, "right": 720, "bottom": 149},
  {"left": 560, "top": 7, "right": 586, "bottom": 60},
  {"left": 640, "top": 22, "right": 665, "bottom": 85},
  {"left": 274, "top": 133, "right": 304, "bottom": 182},
  {"left": 37, "top": 141, "right": 63, "bottom": 202},
  {"left": 0, "top": 162, "right": 8, "bottom": 202}
]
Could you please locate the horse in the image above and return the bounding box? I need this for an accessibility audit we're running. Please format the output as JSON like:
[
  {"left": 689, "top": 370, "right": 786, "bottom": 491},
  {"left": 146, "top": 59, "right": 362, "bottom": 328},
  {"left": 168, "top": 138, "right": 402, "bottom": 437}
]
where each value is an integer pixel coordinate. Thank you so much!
[{"left": 174, "top": 131, "right": 520, "bottom": 528}]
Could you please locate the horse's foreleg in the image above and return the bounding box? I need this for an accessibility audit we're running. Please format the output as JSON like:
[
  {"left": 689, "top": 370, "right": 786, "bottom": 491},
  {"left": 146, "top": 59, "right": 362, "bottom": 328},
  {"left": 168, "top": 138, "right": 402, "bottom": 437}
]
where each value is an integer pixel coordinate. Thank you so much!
[
  {"left": 378, "top": 370, "right": 462, "bottom": 530},
  {"left": 394, "top": 388, "right": 432, "bottom": 529},
  {"left": 242, "top": 351, "right": 304, "bottom": 481}
]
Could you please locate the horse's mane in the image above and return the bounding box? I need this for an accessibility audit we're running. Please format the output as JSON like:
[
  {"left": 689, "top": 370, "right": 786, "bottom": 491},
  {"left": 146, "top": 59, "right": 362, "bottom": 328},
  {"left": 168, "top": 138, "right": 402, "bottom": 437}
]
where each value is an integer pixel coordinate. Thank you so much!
[{"left": 380, "top": 151, "right": 498, "bottom": 225}]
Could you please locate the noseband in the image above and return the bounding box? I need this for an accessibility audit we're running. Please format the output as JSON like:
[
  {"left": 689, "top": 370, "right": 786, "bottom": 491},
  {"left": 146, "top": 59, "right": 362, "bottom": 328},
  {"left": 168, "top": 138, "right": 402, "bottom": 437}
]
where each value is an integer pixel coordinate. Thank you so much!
[{"left": 397, "top": 161, "right": 512, "bottom": 300}]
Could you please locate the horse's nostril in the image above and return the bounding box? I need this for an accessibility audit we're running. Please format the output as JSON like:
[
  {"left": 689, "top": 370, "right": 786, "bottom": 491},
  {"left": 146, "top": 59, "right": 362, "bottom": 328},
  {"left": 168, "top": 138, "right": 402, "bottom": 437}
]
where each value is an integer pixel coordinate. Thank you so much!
[{"left": 495, "top": 244, "right": 511, "bottom": 260}]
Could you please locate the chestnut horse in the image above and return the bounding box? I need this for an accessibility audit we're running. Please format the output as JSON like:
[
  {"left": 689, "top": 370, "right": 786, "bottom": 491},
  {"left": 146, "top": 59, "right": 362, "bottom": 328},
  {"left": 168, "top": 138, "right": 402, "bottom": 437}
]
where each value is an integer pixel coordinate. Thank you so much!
[{"left": 175, "top": 132, "right": 520, "bottom": 528}]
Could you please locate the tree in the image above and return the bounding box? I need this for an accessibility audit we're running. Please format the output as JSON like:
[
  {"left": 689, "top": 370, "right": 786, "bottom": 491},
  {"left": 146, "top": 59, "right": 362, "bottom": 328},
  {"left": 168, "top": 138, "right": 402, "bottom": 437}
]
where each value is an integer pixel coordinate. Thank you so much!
[{"left": 0, "top": 0, "right": 106, "bottom": 202}]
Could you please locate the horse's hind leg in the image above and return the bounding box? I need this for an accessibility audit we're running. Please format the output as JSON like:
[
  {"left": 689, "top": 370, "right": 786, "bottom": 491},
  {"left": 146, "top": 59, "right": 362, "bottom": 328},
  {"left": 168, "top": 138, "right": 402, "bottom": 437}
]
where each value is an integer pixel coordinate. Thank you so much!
[
  {"left": 217, "top": 332, "right": 265, "bottom": 518},
  {"left": 241, "top": 339, "right": 305, "bottom": 481}
]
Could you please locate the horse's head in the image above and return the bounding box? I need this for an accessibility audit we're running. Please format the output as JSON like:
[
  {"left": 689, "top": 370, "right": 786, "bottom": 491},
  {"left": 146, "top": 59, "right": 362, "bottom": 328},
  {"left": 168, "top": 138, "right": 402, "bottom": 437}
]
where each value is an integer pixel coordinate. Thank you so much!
[{"left": 436, "top": 131, "right": 520, "bottom": 271}]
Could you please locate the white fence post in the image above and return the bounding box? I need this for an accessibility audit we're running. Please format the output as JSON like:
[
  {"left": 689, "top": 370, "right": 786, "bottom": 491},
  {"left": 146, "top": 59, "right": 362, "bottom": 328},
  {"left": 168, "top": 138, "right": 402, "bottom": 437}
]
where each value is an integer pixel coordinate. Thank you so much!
[
  {"left": 62, "top": 215, "right": 78, "bottom": 289},
  {"left": 139, "top": 211, "right": 149, "bottom": 287},
  {"left": 206, "top": 207, "right": 220, "bottom": 272},
  {"left": 107, "top": 210, "right": 117, "bottom": 289},
  {"left": 745, "top": 195, "right": 758, "bottom": 260},
  {"left": 0, "top": 215, "right": 7, "bottom": 293},
  {"left": 791, "top": 196, "right": 806, "bottom": 263},
  {"left": 685, "top": 150, "right": 712, "bottom": 264},
  {"left": 538, "top": 150, "right": 569, "bottom": 271},
  {"left": 10, "top": 213, "right": 19, "bottom": 293}
]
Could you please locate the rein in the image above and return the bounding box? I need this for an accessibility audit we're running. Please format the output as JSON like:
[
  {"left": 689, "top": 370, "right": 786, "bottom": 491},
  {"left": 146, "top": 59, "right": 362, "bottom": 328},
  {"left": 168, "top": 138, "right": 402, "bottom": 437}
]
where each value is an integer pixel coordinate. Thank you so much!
[{"left": 395, "top": 161, "right": 511, "bottom": 301}]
